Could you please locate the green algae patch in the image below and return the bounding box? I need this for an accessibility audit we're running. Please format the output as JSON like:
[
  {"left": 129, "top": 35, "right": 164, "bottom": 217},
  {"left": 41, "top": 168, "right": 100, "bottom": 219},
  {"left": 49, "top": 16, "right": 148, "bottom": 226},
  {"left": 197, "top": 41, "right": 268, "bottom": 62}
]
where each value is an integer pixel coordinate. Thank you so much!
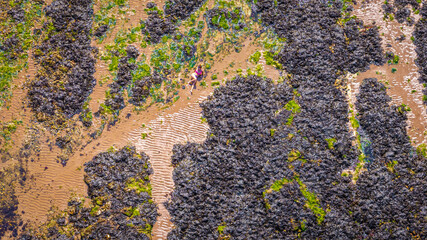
[
  {"left": 284, "top": 96, "right": 301, "bottom": 126},
  {"left": 325, "top": 138, "right": 337, "bottom": 149},
  {"left": 126, "top": 178, "right": 152, "bottom": 195},
  {"left": 285, "top": 100, "right": 301, "bottom": 114},
  {"left": 295, "top": 176, "right": 326, "bottom": 225},
  {"left": 263, "top": 51, "right": 283, "bottom": 69},
  {"left": 139, "top": 223, "right": 153, "bottom": 237},
  {"left": 217, "top": 222, "right": 226, "bottom": 235},
  {"left": 350, "top": 116, "right": 359, "bottom": 129},
  {"left": 386, "top": 160, "right": 398, "bottom": 173},
  {"left": 270, "top": 128, "right": 276, "bottom": 137},
  {"left": 288, "top": 149, "right": 306, "bottom": 163},
  {"left": 272, "top": 178, "right": 292, "bottom": 192},
  {"left": 416, "top": 143, "right": 427, "bottom": 157},
  {"left": 90, "top": 205, "right": 100, "bottom": 216},
  {"left": 262, "top": 177, "right": 294, "bottom": 211},
  {"left": 124, "top": 206, "right": 140, "bottom": 218},
  {"left": 286, "top": 114, "right": 294, "bottom": 126},
  {"left": 250, "top": 51, "right": 261, "bottom": 64}
]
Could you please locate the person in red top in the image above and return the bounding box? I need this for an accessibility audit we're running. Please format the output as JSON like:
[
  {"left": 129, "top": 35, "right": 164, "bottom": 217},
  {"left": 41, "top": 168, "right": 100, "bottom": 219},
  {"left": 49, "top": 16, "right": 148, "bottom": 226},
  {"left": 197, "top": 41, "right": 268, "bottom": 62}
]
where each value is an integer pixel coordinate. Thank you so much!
[{"left": 189, "top": 65, "right": 203, "bottom": 94}]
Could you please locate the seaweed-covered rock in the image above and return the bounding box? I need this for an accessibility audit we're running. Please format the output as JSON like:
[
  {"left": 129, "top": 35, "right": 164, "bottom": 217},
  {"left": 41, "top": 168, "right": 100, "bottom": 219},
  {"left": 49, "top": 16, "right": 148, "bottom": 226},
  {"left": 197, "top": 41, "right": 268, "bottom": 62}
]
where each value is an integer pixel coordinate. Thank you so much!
[
  {"left": 0, "top": 34, "right": 22, "bottom": 60},
  {"left": 100, "top": 45, "right": 140, "bottom": 114},
  {"left": 0, "top": 165, "right": 21, "bottom": 239},
  {"left": 28, "top": 0, "right": 96, "bottom": 119},
  {"left": 394, "top": 0, "right": 420, "bottom": 9},
  {"left": 396, "top": 7, "right": 411, "bottom": 23},
  {"left": 130, "top": 71, "right": 164, "bottom": 106},
  {"left": 7, "top": 6, "right": 25, "bottom": 22},
  {"left": 164, "top": 0, "right": 207, "bottom": 22},
  {"left": 382, "top": 2, "right": 395, "bottom": 15},
  {"left": 126, "top": 45, "right": 140, "bottom": 60},
  {"left": 93, "top": 24, "right": 109, "bottom": 38},
  {"left": 167, "top": 75, "right": 427, "bottom": 239},
  {"left": 166, "top": 75, "right": 300, "bottom": 239},
  {"left": 205, "top": 7, "right": 245, "bottom": 31},
  {"left": 387, "top": 0, "right": 420, "bottom": 25},
  {"left": 142, "top": 8, "right": 176, "bottom": 43},
  {"left": 355, "top": 78, "right": 427, "bottom": 238},
  {"left": 356, "top": 78, "right": 411, "bottom": 163},
  {"left": 146, "top": 2, "right": 156, "bottom": 9}
]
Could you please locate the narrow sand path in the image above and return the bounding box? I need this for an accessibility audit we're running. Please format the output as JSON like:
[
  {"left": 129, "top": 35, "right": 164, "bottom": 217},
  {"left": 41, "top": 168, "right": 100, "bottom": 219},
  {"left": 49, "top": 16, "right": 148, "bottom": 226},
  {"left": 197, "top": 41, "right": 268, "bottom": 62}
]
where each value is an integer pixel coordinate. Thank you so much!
[{"left": 127, "top": 96, "right": 209, "bottom": 239}]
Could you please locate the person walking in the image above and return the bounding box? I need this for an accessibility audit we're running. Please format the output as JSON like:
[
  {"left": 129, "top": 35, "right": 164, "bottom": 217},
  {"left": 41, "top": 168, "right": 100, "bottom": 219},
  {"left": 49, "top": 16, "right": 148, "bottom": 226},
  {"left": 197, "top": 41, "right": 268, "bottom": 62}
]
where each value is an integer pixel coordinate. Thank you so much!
[{"left": 189, "top": 65, "right": 203, "bottom": 94}]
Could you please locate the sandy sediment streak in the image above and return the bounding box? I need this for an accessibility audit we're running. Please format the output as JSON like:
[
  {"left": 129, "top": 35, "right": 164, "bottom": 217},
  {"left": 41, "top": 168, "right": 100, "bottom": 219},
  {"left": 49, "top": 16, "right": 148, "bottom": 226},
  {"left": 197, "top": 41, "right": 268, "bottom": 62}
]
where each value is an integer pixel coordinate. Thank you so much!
[{"left": 127, "top": 96, "right": 209, "bottom": 240}]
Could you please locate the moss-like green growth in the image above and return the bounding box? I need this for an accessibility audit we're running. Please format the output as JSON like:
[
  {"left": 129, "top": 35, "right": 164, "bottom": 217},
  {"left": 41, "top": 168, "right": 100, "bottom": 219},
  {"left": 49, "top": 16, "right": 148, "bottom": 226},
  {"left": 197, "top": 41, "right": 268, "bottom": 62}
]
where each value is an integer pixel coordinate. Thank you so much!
[
  {"left": 387, "top": 54, "right": 399, "bottom": 64},
  {"left": 250, "top": 51, "right": 261, "bottom": 64},
  {"left": 286, "top": 114, "right": 294, "bottom": 126},
  {"left": 139, "top": 223, "right": 153, "bottom": 236},
  {"left": 270, "top": 128, "right": 276, "bottom": 137},
  {"left": 124, "top": 206, "right": 140, "bottom": 218},
  {"left": 263, "top": 51, "right": 283, "bottom": 69},
  {"left": 416, "top": 143, "right": 427, "bottom": 157},
  {"left": 141, "top": 133, "right": 148, "bottom": 139},
  {"left": 397, "top": 104, "right": 411, "bottom": 113},
  {"left": 217, "top": 223, "right": 226, "bottom": 235},
  {"left": 93, "top": 0, "right": 125, "bottom": 41},
  {"left": 288, "top": 149, "right": 306, "bottom": 163},
  {"left": 386, "top": 160, "right": 398, "bottom": 173},
  {"left": 207, "top": 6, "right": 244, "bottom": 32},
  {"left": 126, "top": 178, "right": 152, "bottom": 195},
  {"left": 90, "top": 205, "right": 100, "bottom": 216},
  {"left": 352, "top": 154, "right": 366, "bottom": 182},
  {"left": 212, "top": 74, "right": 218, "bottom": 80},
  {"left": 350, "top": 116, "right": 359, "bottom": 129},
  {"left": 79, "top": 98, "right": 93, "bottom": 127},
  {"left": 265, "top": 174, "right": 326, "bottom": 224},
  {"left": 295, "top": 176, "right": 326, "bottom": 224},
  {"left": 391, "top": 68, "right": 397, "bottom": 73},
  {"left": 325, "top": 138, "right": 337, "bottom": 149},
  {"left": 271, "top": 178, "right": 293, "bottom": 192},
  {"left": 285, "top": 100, "right": 301, "bottom": 114}
]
